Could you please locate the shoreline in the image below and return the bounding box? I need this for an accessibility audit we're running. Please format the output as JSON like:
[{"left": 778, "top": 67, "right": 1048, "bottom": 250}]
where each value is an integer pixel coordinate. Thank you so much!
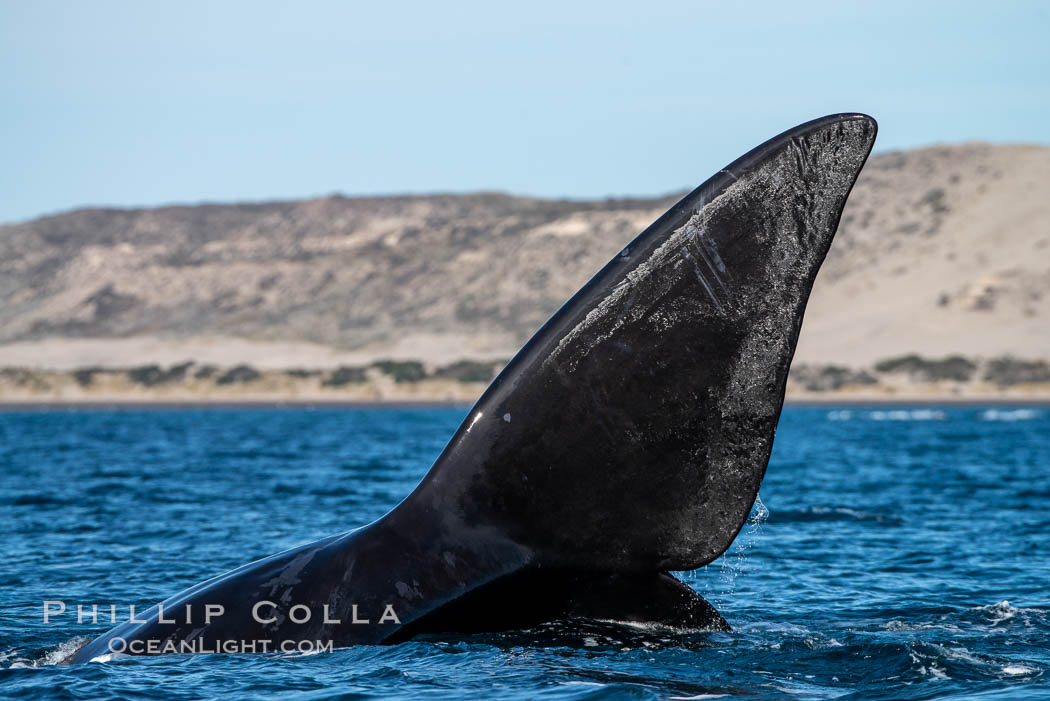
[
  {"left": 2, "top": 396, "right": 1049, "bottom": 410},
  {"left": 5, "top": 356, "right": 1049, "bottom": 408}
]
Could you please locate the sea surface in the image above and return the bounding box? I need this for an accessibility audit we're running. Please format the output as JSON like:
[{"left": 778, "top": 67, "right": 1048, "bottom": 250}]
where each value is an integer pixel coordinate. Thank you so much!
[{"left": 1, "top": 405, "right": 1048, "bottom": 700}]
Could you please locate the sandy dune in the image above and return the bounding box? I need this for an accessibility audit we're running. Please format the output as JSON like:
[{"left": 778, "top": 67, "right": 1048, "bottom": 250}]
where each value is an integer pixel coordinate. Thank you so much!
[{"left": 1, "top": 142, "right": 1046, "bottom": 390}]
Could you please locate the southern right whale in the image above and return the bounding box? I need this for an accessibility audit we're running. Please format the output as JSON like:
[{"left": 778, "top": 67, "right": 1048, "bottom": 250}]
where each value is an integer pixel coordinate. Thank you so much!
[{"left": 69, "top": 113, "right": 877, "bottom": 662}]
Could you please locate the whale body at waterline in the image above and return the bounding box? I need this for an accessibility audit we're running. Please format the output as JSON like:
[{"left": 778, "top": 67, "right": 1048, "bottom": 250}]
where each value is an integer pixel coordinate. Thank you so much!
[{"left": 69, "top": 113, "right": 877, "bottom": 662}]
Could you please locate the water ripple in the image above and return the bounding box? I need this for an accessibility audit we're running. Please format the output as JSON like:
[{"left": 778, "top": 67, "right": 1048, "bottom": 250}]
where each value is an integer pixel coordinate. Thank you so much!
[{"left": 1, "top": 406, "right": 1048, "bottom": 699}]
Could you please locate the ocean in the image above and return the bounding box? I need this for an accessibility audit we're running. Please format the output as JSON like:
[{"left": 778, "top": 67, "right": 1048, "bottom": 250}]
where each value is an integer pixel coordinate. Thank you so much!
[{"left": 1, "top": 405, "right": 1048, "bottom": 699}]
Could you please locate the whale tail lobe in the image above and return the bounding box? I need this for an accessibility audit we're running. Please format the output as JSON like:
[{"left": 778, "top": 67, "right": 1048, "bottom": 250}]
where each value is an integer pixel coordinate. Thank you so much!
[{"left": 393, "top": 114, "right": 876, "bottom": 589}]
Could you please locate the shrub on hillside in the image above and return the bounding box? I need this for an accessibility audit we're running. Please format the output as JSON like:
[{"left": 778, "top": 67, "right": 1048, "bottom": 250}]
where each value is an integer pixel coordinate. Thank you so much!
[
  {"left": 72, "top": 367, "right": 106, "bottom": 387},
  {"left": 127, "top": 362, "right": 194, "bottom": 386},
  {"left": 791, "top": 365, "right": 879, "bottom": 392},
  {"left": 371, "top": 360, "right": 426, "bottom": 383},
  {"left": 873, "top": 354, "right": 976, "bottom": 382},
  {"left": 322, "top": 366, "right": 368, "bottom": 386},
  {"left": 285, "top": 368, "right": 322, "bottom": 378},
  {"left": 215, "top": 365, "right": 262, "bottom": 385},
  {"left": 983, "top": 357, "right": 1050, "bottom": 386},
  {"left": 432, "top": 360, "right": 498, "bottom": 383}
]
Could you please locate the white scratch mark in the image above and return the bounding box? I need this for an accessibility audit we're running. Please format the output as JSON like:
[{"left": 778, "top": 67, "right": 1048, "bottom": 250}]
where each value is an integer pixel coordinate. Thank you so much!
[{"left": 682, "top": 248, "right": 725, "bottom": 312}]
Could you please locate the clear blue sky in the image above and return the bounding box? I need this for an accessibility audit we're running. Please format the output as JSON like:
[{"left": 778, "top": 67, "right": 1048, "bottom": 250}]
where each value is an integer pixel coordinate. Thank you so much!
[{"left": 2, "top": 0, "right": 1048, "bottom": 224}]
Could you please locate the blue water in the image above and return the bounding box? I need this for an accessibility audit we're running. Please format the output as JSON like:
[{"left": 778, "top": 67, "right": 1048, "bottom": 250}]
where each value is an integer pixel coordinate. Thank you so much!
[{"left": 1, "top": 405, "right": 1048, "bottom": 699}]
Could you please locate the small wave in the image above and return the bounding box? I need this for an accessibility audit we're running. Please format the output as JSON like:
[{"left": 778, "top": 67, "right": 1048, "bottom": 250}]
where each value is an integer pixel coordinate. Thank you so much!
[
  {"left": 883, "top": 619, "right": 963, "bottom": 633},
  {"left": 593, "top": 618, "right": 723, "bottom": 636},
  {"left": 0, "top": 649, "right": 35, "bottom": 669},
  {"left": 980, "top": 600, "right": 1022, "bottom": 624},
  {"left": 733, "top": 621, "right": 812, "bottom": 635},
  {"left": 882, "top": 601, "right": 1050, "bottom": 639},
  {"left": 2, "top": 636, "right": 93, "bottom": 668},
  {"left": 918, "top": 643, "right": 1043, "bottom": 682},
  {"left": 560, "top": 681, "right": 605, "bottom": 689},
  {"left": 769, "top": 506, "right": 901, "bottom": 525},
  {"left": 967, "top": 600, "right": 1047, "bottom": 627},
  {"left": 763, "top": 634, "right": 844, "bottom": 652},
  {"left": 454, "top": 617, "right": 721, "bottom": 652},
  {"left": 981, "top": 408, "right": 1041, "bottom": 422},
  {"left": 869, "top": 409, "right": 946, "bottom": 422},
  {"left": 909, "top": 645, "right": 954, "bottom": 681},
  {"left": 911, "top": 642, "right": 991, "bottom": 680}
]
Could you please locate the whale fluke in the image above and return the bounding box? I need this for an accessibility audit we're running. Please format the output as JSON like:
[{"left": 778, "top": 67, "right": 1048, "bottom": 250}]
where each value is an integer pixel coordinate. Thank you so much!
[{"left": 69, "top": 113, "right": 876, "bottom": 662}]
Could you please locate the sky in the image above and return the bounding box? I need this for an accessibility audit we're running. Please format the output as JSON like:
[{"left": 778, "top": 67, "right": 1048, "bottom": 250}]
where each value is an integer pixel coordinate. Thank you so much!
[{"left": 2, "top": 0, "right": 1048, "bottom": 224}]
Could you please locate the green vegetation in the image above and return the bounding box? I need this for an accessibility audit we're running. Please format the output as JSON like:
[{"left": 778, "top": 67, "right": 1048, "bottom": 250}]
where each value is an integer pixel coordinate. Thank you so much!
[
  {"left": 285, "top": 368, "right": 321, "bottom": 378},
  {"left": 127, "top": 362, "right": 194, "bottom": 386},
  {"left": 0, "top": 367, "right": 46, "bottom": 389},
  {"left": 792, "top": 365, "right": 878, "bottom": 392},
  {"left": 873, "top": 354, "right": 976, "bottom": 382},
  {"left": 215, "top": 365, "right": 261, "bottom": 385},
  {"left": 6, "top": 352, "right": 1050, "bottom": 400},
  {"left": 72, "top": 367, "right": 106, "bottom": 387},
  {"left": 983, "top": 356, "right": 1050, "bottom": 386},
  {"left": 322, "top": 366, "right": 368, "bottom": 386},
  {"left": 919, "top": 187, "right": 950, "bottom": 215},
  {"left": 371, "top": 360, "right": 426, "bottom": 383},
  {"left": 433, "top": 360, "right": 499, "bottom": 383}
]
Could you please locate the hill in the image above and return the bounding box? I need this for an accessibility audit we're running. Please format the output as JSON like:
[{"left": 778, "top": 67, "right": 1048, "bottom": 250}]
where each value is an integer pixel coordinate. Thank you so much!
[{"left": 1, "top": 142, "right": 1047, "bottom": 401}]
